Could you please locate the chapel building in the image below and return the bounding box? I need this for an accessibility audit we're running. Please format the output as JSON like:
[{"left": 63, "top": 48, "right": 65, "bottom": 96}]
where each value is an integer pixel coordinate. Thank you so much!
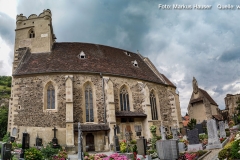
[
  {"left": 188, "top": 77, "right": 222, "bottom": 123},
  {"left": 8, "top": 9, "right": 182, "bottom": 152}
]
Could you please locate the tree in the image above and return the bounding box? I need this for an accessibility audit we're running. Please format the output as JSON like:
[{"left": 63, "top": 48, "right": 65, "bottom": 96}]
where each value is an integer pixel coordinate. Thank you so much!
[
  {"left": 187, "top": 118, "right": 197, "bottom": 130},
  {"left": 0, "top": 106, "right": 8, "bottom": 139}
]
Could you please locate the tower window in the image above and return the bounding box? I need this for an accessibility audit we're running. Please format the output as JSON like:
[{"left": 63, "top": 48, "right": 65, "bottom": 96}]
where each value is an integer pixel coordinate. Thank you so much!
[{"left": 29, "top": 30, "right": 35, "bottom": 38}]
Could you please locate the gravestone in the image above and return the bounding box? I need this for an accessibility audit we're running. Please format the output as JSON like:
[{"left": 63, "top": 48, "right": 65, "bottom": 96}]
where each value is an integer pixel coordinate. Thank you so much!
[
  {"left": 225, "top": 121, "right": 229, "bottom": 129},
  {"left": 187, "top": 129, "right": 202, "bottom": 152},
  {"left": 113, "top": 125, "right": 120, "bottom": 152},
  {"left": 52, "top": 127, "right": 60, "bottom": 148},
  {"left": 156, "top": 140, "right": 179, "bottom": 160},
  {"left": 219, "top": 121, "right": 226, "bottom": 138},
  {"left": 1, "top": 143, "right": 12, "bottom": 160},
  {"left": 180, "top": 128, "right": 187, "bottom": 136},
  {"left": 178, "top": 142, "right": 185, "bottom": 153},
  {"left": 36, "top": 135, "right": 42, "bottom": 147},
  {"left": 20, "top": 132, "right": 30, "bottom": 158},
  {"left": 171, "top": 128, "right": 178, "bottom": 140},
  {"left": 10, "top": 136, "right": 15, "bottom": 143},
  {"left": 206, "top": 119, "right": 221, "bottom": 149},
  {"left": 78, "top": 122, "right": 84, "bottom": 160},
  {"left": 187, "top": 129, "right": 199, "bottom": 144},
  {"left": 134, "top": 125, "right": 142, "bottom": 137},
  {"left": 160, "top": 122, "right": 166, "bottom": 140},
  {"left": 137, "top": 137, "right": 147, "bottom": 155},
  {"left": 195, "top": 124, "right": 204, "bottom": 134}
]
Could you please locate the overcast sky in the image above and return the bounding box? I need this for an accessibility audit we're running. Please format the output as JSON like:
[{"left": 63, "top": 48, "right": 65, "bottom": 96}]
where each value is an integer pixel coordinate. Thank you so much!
[{"left": 1, "top": 0, "right": 240, "bottom": 116}]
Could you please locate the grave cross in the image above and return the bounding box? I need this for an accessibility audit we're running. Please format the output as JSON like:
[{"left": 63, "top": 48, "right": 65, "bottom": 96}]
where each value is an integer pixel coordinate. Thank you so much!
[{"left": 52, "top": 126, "right": 58, "bottom": 138}]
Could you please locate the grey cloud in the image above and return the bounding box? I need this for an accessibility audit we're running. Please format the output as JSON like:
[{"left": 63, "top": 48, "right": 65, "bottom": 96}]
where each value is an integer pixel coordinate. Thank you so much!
[
  {"left": 219, "top": 47, "right": 240, "bottom": 62},
  {"left": 10, "top": 0, "right": 240, "bottom": 115},
  {"left": 0, "top": 12, "right": 15, "bottom": 45}
]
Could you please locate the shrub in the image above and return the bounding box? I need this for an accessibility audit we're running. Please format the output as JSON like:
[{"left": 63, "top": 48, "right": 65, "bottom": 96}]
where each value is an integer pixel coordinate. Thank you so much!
[
  {"left": 2, "top": 132, "right": 10, "bottom": 142},
  {"left": 218, "top": 149, "right": 228, "bottom": 160},
  {"left": 41, "top": 142, "right": 59, "bottom": 159},
  {"left": 130, "top": 140, "right": 137, "bottom": 144},
  {"left": 24, "top": 147, "right": 43, "bottom": 160},
  {"left": 199, "top": 134, "right": 208, "bottom": 141},
  {"left": 231, "top": 139, "right": 240, "bottom": 159},
  {"left": 156, "top": 136, "right": 161, "bottom": 140},
  {"left": 226, "top": 131, "right": 230, "bottom": 137}
]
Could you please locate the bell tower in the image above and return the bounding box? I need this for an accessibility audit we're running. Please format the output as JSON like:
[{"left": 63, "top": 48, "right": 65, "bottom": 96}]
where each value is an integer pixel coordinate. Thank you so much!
[{"left": 14, "top": 9, "right": 56, "bottom": 53}]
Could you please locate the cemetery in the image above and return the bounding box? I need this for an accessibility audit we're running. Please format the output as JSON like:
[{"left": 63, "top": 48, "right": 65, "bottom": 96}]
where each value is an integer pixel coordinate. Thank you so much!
[
  {"left": 1, "top": 119, "right": 236, "bottom": 160},
  {"left": 0, "top": 118, "right": 236, "bottom": 160}
]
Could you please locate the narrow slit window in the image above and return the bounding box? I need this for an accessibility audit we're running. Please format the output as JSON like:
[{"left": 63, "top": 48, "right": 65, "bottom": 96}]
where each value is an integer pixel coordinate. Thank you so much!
[
  {"left": 85, "top": 84, "right": 93, "bottom": 122},
  {"left": 47, "top": 84, "right": 55, "bottom": 109},
  {"left": 150, "top": 91, "right": 158, "bottom": 120}
]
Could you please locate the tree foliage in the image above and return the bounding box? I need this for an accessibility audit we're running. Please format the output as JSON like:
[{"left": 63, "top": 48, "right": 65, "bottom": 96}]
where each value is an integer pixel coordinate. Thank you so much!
[
  {"left": 187, "top": 118, "right": 197, "bottom": 130},
  {"left": 0, "top": 106, "right": 8, "bottom": 139}
]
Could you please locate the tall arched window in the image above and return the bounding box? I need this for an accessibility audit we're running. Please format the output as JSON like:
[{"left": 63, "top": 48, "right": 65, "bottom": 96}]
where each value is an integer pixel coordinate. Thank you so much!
[
  {"left": 85, "top": 84, "right": 94, "bottom": 122},
  {"left": 150, "top": 91, "right": 158, "bottom": 120},
  {"left": 120, "top": 87, "right": 130, "bottom": 111},
  {"left": 47, "top": 84, "right": 55, "bottom": 109},
  {"left": 29, "top": 29, "right": 35, "bottom": 38}
]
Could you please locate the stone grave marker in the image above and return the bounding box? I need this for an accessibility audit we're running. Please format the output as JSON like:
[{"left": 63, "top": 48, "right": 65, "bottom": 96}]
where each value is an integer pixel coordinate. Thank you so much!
[
  {"left": 195, "top": 123, "right": 204, "bottom": 134},
  {"left": 1, "top": 142, "right": 12, "bottom": 160},
  {"left": 187, "top": 128, "right": 203, "bottom": 152},
  {"left": 180, "top": 128, "right": 187, "bottom": 136},
  {"left": 225, "top": 121, "right": 229, "bottom": 129},
  {"left": 219, "top": 121, "right": 226, "bottom": 138},
  {"left": 137, "top": 137, "right": 147, "bottom": 155},
  {"left": 20, "top": 132, "right": 30, "bottom": 158},
  {"left": 156, "top": 139, "right": 179, "bottom": 160},
  {"left": 171, "top": 128, "right": 178, "bottom": 140},
  {"left": 187, "top": 128, "right": 199, "bottom": 144},
  {"left": 206, "top": 119, "right": 221, "bottom": 149}
]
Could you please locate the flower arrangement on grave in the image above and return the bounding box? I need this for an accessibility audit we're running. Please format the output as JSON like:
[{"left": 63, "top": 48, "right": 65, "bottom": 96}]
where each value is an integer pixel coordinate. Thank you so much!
[
  {"left": 229, "top": 120, "right": 235, "bottom": 128},
  {"left": 52, "top": 150, "right": 67, "bottom": 160},
  {"left": 120, "top": 140, "right": 127, "bottom": 153},
  {"left": 41, "top": 141, "right": 59, "bottom": 159},
  {"left": 84, "top": 153, "right": 108, "bottom": 160},
  {"left": 219, "top": 137, "right": 226, "bottom": 143},
  {"left": 150, "top": 125, "right": 157, "bottom": 135},
  {"left": 24, "top": 147, "right": 43, "bottom": 160},
  {"left": 103, "top": 153, "right": 127, "bottom": 160}
]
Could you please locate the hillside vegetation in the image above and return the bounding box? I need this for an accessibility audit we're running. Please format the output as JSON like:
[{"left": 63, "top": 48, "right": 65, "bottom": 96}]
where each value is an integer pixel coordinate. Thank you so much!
[{"left": 0, "top": 76, "right": 12, "bottom": 99}]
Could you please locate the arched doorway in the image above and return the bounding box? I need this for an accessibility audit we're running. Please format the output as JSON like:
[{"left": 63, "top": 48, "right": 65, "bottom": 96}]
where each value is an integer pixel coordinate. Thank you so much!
[{"left": 86, "top": 133, "right": 95, "bottom": 151}]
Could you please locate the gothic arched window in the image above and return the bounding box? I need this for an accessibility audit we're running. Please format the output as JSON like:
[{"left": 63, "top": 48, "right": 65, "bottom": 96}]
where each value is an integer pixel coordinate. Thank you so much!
[
  {"left": 29, "top": 29, "right": 35, "bottom": 38},
  {"left": 47, "top": 84, "right": 55, "bottom": 109},
  {"left": 85, "top": 84, "right": 94, "bottom": 122},
  {"left": 150, "top": 91, "right": 158, "bottom": 120},
  {"left": 120, "top": 87, "right": 130, "bottom": 111}
]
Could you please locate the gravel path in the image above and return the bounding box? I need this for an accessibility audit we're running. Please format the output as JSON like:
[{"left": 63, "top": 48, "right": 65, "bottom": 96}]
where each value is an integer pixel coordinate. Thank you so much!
[{"left": 202, "top": 149, "right": 221, "bottom": 160}]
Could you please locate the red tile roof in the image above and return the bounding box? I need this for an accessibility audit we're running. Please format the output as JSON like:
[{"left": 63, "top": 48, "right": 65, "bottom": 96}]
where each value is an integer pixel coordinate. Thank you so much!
[{"left": 13, "top": 43, "right": 174, "bottom": 85}]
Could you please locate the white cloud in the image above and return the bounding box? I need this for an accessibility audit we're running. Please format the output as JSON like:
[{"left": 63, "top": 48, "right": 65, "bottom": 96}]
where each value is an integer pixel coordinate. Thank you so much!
[
  {"left": 0, "top": 0, "right": 17, "bottom": 19},
  {"left": 0, "top": 36, "right": 12, "bottom": 75}
]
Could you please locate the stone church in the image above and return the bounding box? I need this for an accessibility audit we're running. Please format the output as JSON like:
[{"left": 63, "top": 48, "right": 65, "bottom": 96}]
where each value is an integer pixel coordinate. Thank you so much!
[
  {"left": 8, "top": 9, "right": 182, "bottom": 152},
  {"left": 188, "top": 77, "right": 222, "bottom": 123}
]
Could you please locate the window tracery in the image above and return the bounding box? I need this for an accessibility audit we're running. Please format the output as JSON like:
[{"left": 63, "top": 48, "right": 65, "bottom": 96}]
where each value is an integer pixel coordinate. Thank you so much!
[
  {"left": 150, "top": 91, "right": 158, "bottom": 120},
  {"left": 47, "top": 84, "right": 55, "bottom": 109},
  {"left": 120, "top": 87, "right": 130, "bottom": 111},
  {"left": 85, "top": 84, "right": 94, "bottom": 122}
]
